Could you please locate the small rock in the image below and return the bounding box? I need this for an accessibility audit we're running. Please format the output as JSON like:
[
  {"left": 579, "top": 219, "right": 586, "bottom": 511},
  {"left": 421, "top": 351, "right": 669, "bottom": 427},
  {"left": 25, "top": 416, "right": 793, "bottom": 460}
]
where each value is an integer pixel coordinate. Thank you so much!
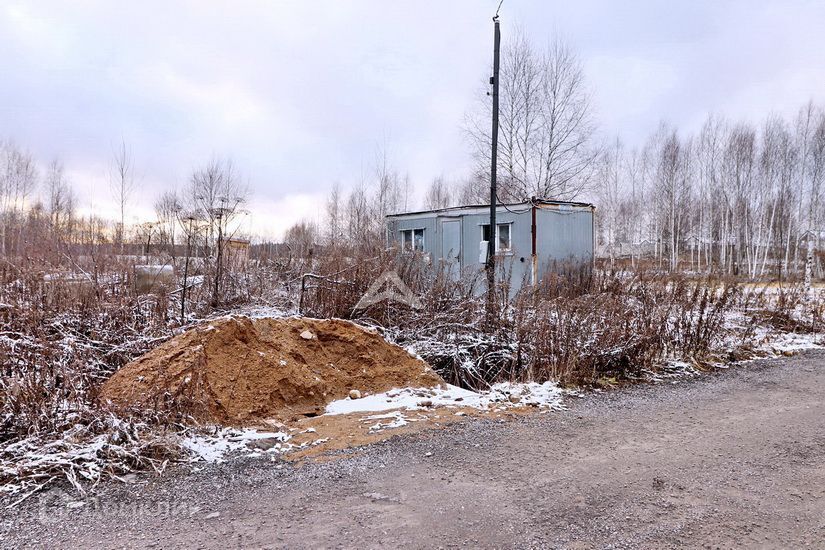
[
  {"left": 349, "top": 389, "right": 362, "bottom": 400},
  {"left": 782, "top": 349, "right": 796, "bottom": 357},
  {"left": 204, "top": 512, "right": 220, "bottom": 520},
  {"left": 300, "top": 330, "right": 314, "bottom": 340},
  {"left": 362, "top": 492, "right": 390, "bottom": 501},
  {"left": 262, "top": 418, "right": 286, "bottom": 430},
  {"left": 247, "top": 437, "right": 282, "bottom": 451},
  {"left": 424, "top": 451, "right": 433, "bottom": 457},
  {"left": 508, "top": 394, "right": 521, "bottom": 404}
]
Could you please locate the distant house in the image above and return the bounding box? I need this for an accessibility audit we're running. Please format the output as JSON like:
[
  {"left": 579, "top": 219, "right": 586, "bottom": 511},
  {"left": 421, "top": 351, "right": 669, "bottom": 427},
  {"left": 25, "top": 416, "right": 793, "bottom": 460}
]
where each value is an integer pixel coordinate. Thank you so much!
[
  {"left": 386, "top": 199, "right": 595, "bottom": 291},
  {"left": 596, "top": 239, "right": 656, "bottom": 259},
  {"left": 225, "top": 238, "right": 250, "bottom": 271}
]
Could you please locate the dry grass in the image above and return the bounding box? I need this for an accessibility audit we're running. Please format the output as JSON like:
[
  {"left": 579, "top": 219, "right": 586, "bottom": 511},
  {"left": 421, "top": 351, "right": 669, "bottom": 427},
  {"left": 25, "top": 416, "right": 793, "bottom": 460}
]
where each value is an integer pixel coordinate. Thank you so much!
[
  {"left": 1, "top": 245, "right": 823, "bottom": 500},
  {"left": 0, "top": 267, "right": 180, "bottom": 500},
  {"left": 297, "top": 247, "right": 823, "bottom": 388}
]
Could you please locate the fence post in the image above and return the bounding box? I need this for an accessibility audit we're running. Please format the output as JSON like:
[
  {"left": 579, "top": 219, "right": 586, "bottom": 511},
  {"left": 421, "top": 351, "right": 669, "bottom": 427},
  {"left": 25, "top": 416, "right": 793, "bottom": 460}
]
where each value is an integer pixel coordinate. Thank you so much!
[{"left": 299, "top": 274, "right": 307, "bottom": 315}]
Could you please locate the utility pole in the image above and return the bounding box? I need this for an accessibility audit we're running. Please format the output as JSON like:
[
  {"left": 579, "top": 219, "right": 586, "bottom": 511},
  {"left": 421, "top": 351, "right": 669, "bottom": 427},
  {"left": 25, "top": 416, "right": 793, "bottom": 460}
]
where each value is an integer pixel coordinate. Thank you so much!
[{"left": 486, "top": 12, "right": 501, "bottom": 326}]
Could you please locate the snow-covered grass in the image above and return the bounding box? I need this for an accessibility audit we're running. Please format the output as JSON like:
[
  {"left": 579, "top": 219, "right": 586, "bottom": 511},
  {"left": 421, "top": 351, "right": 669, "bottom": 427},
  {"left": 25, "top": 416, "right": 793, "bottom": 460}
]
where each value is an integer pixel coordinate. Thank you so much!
[
  {"left": 758, "top": 331, "right": 823, "bottom": 353},
  {"left": 0, "top": 418, "right": 181, "bottom": 505},
  {"left": 4, "top": 264, "right": 825, "bottom": 504}
]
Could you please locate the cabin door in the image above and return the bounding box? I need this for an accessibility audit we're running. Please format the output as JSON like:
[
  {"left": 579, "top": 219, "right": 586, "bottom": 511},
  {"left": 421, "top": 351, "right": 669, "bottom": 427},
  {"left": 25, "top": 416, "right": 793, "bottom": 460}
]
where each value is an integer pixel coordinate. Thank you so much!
[{"left": 441, "top": 219, "right": 461, "bottom": 278}]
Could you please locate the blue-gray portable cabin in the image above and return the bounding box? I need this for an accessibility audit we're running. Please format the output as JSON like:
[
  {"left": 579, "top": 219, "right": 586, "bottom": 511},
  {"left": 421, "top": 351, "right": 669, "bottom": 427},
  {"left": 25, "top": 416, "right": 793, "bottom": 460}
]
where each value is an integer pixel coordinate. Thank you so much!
[{"left": 386, "top": 198, "right": 596, "bottom": 292}]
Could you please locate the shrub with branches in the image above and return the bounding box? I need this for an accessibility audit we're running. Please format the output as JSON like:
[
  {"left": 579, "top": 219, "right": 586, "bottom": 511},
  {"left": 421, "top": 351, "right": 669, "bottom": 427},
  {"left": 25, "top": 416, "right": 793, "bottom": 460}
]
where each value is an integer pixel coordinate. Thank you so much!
[{"left": 298, "top": 247, "right": 822, "bottom": 388}]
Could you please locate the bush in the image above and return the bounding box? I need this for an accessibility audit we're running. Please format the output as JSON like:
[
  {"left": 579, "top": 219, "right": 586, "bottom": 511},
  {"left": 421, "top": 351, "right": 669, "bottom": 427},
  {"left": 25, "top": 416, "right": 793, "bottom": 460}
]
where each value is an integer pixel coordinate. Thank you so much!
[
  {"left": 0, "top": 271, "right": 173, "bottom": 443},
  {"left": 299, "top": 248, "right": 817, "bottom": 388}
]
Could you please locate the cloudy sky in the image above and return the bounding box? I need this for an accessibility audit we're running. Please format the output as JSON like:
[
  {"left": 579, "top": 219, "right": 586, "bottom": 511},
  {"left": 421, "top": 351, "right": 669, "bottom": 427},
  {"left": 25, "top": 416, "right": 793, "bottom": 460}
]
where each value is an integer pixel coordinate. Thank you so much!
[{"left": 1, "top": 1, "right": 824, "bottom": 238}]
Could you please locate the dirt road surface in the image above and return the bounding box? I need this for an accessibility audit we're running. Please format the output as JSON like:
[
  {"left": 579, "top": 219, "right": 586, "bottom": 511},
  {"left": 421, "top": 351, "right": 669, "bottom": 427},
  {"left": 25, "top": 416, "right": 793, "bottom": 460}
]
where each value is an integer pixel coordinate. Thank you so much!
[{"left": 4, "top": 351, "right": 825, "bottom": 549}]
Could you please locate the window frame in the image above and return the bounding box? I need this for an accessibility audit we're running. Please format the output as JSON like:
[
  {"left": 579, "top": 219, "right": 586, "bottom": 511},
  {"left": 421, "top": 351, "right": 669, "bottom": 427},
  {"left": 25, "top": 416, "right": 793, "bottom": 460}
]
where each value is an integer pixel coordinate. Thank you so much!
[
  {"left": 497, "top": 222, "right": 512, "bottom": 253},
  {"left": 400, "top": 228, "right": 425, "bottom": 252},
  {"left": 480, "top": 222, "right": 513, "bottom": 255}
]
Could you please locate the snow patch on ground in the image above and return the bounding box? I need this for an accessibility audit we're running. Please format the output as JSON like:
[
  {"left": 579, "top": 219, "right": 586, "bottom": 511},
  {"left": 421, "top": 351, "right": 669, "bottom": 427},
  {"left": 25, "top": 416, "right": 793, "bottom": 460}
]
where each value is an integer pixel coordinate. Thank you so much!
[
  {"left": 236, "top": 306, "right": 292, "bottom": 319},
  {"left": 364, "top": 411, "right": 409, "bottom": 432},
  {"left": 181, "top": 428, "right": 290, "bottom": 463},
  {"left": 760, "top": 331, "right": 823, "bottom": 353},
  {"left": 720, "top": 308, "right": 823, "bottom": 356},
  {"left": 325, "top": 381, "right": 566, "bottom": 416}
]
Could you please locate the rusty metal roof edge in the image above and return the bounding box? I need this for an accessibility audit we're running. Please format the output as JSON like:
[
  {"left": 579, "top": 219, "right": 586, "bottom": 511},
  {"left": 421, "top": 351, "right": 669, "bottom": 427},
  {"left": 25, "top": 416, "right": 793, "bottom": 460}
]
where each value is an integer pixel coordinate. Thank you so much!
[{"left": 386, "top": 199, "right": 595, "bottom": 218}]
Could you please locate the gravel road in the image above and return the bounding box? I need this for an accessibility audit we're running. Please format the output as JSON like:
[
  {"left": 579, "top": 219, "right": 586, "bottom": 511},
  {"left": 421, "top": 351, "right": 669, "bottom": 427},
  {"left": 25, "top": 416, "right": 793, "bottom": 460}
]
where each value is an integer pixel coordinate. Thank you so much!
[{"left": 4, "top": 351, "right": 825, "bottom": 549}]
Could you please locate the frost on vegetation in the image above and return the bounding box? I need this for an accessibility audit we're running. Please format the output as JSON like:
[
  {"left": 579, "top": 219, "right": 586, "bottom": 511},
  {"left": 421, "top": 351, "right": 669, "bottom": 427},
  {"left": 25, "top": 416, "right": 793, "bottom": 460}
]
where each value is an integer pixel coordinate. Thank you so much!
[
  {"left": 5, "top": 267, "right": 825, "bottom": 503},
  {"left": 0, "top": 418, "right": 181, "bottom": 506},
  {"left": 0, "top": 271, "right": 296, "bottom": 505},
  {"left": 377, "top": 276, "right": 825, "bottom": 390}
]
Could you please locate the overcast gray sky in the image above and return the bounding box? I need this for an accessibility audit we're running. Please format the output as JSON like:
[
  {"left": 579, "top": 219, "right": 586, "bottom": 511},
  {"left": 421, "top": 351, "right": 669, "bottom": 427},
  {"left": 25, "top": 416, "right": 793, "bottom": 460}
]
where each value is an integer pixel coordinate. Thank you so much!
[{"left": 2, "top": 1, "right": 824, "bottom": 238}]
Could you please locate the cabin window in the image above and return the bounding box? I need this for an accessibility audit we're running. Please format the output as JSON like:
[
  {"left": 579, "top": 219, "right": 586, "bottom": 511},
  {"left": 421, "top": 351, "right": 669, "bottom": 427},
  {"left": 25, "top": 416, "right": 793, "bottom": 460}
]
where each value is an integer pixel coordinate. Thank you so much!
[
  {"left": 400, "top": 228, "right": 425, "bottom": 252},
  {"left": 498, "top": 223, "right": 511, "bottom": 252},
  {"left": 481, "top": 223, "right": 512, "bottom": 253}
]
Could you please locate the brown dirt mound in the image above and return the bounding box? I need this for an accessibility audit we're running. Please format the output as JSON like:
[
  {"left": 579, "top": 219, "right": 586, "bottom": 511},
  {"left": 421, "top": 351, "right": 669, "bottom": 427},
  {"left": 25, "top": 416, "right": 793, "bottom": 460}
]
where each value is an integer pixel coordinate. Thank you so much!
[{"left": 100, "top": 316, "right": 443, "bottom": 425}]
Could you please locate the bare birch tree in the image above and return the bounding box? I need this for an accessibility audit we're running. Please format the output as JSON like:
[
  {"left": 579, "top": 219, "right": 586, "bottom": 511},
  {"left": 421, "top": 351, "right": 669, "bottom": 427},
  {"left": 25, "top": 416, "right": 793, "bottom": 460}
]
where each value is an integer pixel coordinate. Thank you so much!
[
  {"left": 44, "top": 159, "right": 76, "bottom": 258},
  {"left": 154, "top": 190, "right": 181, "bottom": 256},
  {"left": 467, "top": 32, "right": 599, "bottom": 201},
  {"left": 109, "top": 139, "right": 135, "bottom": 252},
  {"left": 188, "top": 157, "right": 249, "bottom": 305},
  {"left": 325, "top": 182, "right": 342, "bottom": 246},
  {"left": 0, "top": 142, "right": 38, "bottom": 257},
  {"left": 424, "top": 176, "right": 452, "bottom": 210}
]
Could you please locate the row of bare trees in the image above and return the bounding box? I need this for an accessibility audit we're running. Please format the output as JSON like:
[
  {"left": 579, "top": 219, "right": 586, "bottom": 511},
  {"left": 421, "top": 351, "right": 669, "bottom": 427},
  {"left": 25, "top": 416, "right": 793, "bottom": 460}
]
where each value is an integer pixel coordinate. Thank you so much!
[
  {"left": 0, "top": 140, "right": 250, "bottom": 299},
  {"left": 596, "top": 103, "right": 825, "bottom": 278},
  {"left": 461, "top": 28, "right": 825, "bottom": 279},
  {"left": 282, "top": 148, "right": 413, "bottom": 254},
  {"left": 299, "top": 23, "right": 825, "bottom": 285}
]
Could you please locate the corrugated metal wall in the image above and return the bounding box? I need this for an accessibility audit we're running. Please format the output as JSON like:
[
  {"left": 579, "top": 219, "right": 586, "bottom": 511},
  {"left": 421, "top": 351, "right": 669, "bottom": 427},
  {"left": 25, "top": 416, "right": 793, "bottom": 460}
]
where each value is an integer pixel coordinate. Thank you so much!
[
  {"left": 534, "top": 206, "right": 593, "bottom": 280},
  {"left": 387, "top": 203, "right": 593, "bottom": 291}
]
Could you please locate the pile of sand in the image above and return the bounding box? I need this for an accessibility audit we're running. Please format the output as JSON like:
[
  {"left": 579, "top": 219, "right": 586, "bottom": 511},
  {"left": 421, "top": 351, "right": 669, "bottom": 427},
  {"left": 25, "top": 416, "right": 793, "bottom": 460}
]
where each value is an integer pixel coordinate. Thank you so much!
[{"left": 100, "top": 316, "right": 443, "bottom": 425}]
